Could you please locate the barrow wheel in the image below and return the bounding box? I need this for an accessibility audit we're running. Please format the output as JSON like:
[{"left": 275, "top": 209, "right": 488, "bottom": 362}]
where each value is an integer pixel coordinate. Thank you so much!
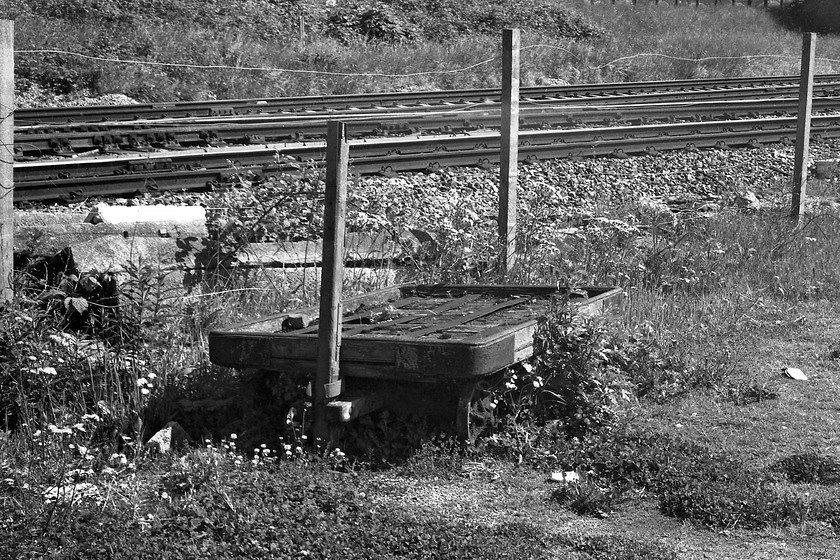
[{"left": 456, "top": 375, "right": 502, "bottom": 446}]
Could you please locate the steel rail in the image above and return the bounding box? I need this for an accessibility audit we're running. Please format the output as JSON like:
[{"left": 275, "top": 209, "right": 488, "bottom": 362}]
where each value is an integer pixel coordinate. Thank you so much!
[
  {"left": 14, "top": 94, "right": 840, "bottom": 159},
  {"left": 15, "top": 73, "right": 840, "bottom": 125},
  {"left": 15, "top": 114, "right": 840, "bottom": 202}
]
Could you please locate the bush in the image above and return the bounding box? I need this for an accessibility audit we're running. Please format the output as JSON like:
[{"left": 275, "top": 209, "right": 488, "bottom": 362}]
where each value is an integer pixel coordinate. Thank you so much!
[
  {"left": 770, "top": 452, "right": 840, "bottom": 485},
  {"left": 326, "top": 2, "right": 419, "bottom": 44},
  {"left": 783, "top": 0, "right": 840, "bottom": 33}
]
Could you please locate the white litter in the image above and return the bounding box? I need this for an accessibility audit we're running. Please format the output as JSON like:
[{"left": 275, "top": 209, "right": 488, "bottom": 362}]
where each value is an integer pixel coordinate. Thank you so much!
[
  {"left": 549, "top": 471, "right": 580, "bottom": 483},
  {"left": 782, "top": 367, "right": 808, "bottom": 381}
]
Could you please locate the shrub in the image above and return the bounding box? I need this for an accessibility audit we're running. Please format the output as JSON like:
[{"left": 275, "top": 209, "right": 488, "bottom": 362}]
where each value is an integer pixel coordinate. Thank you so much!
[
  {"left": 326, "top": 2, "right": 419, "bottom": 44},
  {"left": 770, "top": 452, "right": 840, "bottom": 485},
  {"left": 783, "top": 0, "right": 840, "bottom": 33}
]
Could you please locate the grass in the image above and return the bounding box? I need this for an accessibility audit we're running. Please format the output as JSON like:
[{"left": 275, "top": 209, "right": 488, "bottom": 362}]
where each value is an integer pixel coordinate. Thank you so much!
[
  {"left": 5, "top": 0, "right": 840, "bottom": 103},
  {"left": 10, "top": 144, "right": 840, "bottom": 555}
]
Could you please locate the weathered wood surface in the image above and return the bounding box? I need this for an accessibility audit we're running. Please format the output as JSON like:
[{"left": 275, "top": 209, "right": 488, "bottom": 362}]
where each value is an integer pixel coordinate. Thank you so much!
[
  {"left": 0, "top": 21, "right": 13, "bottom": 301},
  {"left": 209, "top": 284, "right": 624, "bottom": 381}
]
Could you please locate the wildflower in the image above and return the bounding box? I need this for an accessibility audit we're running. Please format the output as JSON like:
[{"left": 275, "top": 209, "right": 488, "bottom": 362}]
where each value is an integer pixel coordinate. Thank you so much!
[
  {"left": 47, "top": 424, "right": 72, "bottom": 435},
  {"left": 140, "top": 388, "right": 150, "bottom": 395},
  {"left": 136, "top": 378, "right": 148, "bottom": 387},
  {"left": 229, "top": 433, "right": 237, "bottom": 440}
]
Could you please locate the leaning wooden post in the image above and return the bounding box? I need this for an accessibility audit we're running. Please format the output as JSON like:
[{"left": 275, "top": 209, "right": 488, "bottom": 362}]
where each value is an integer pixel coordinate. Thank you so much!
[
  {"left": 313, "top": 121, "right": 348, "bottom": 446},
  {"left": 499, "top": 28, "right": 519, "bottom": 276},
  {"left": 0, "top": 21, "right": 13, "bottom": 302},
  {"left": 791, "top": 33, "right": 816, "bottom": 223}
]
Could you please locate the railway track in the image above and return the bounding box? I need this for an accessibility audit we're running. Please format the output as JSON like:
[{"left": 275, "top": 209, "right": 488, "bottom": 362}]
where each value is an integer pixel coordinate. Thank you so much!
[
  {"left": 16, "top": 114, "right": 840, "bottom": 202},
  {"left": 15, "top": 75, "right": 840, "bottom": 203},
  {"left": 16, "top": 73, "right": 840, "bottom": 125},
  {"left": 14, "top": 74, "right": 840, "bottom": 159},
  {"left": 14, "top": 95, "right": 840, "bottom": 159}
]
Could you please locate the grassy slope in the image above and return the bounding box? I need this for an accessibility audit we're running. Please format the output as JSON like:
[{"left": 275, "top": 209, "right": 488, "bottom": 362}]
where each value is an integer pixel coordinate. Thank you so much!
[{"left": 4, "top": 0, "right": 840, "bottom": 102}]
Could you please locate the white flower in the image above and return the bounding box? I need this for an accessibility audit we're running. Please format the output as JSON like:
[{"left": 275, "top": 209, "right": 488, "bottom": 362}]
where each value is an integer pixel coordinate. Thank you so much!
[
  {"left": 47, "top": 424, "right": 72, "bottom": 435},
  {"left": 229, "top": 433, "right": 237, "bottom": 440},
  {"left": 136, "top": 378, "right": 148, "bottom": 387}
]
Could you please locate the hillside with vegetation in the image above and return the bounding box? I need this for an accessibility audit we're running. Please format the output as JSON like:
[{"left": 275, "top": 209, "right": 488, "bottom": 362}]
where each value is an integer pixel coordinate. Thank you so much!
[
  {"left": 3, "top": 1, "right": 840, "bottom": 559},
  {"left": 2, "top": 0, "right": 840, "bottom": 104}
]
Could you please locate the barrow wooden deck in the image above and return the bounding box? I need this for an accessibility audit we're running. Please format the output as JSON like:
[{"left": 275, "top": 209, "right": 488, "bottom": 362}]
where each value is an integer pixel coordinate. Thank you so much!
[{"left": 209, "top": 284, "right": 623, "bottom": 382}]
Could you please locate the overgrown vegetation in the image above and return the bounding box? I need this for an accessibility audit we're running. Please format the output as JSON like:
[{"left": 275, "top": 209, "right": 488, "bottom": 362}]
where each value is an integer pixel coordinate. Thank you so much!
[{"left": 4, "top": 0, "right": 840, "bottom": 557}]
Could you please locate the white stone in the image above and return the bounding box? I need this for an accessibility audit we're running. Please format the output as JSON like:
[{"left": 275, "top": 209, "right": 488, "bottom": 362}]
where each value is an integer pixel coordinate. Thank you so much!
[{"left": 143, "top": 421, "right": 191, "bottom": 454}]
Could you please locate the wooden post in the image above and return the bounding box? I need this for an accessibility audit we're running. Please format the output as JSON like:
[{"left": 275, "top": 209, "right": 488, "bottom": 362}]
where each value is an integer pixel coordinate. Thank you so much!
[
  {"left": 313, "top": 121, "right": 348, "bottom": 445},
  {"left": 499, "top": 28, "right": 519, "bottom": 276},
  {"left": 792, "top": 33, "right": 816, "bottom": 222},
  {"left": 0, "top": 21, "right": 13, "bottom": 303},
  {"left": 299, "top": 13, "right": 305, "bottom": 48}
]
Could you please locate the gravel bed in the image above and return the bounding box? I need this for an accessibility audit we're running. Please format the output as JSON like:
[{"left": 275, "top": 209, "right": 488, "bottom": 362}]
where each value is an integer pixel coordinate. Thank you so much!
[{"left": 16, "top": 140, "right": 840, "bottom": 220}]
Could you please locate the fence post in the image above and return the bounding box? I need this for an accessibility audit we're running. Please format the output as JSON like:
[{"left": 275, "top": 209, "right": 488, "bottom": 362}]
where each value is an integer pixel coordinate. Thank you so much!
[
  {"left": 313, "top": 121, "right": 348, "bottom": 447},
  {"left": 0, "top": 21, "right": 13, "bottom": 303},
  {"left": 792, "top": 33, "right": 816, "bottom": 223},
  {"left": 499, "top": 28, "right": 519, "bottom": 276}
]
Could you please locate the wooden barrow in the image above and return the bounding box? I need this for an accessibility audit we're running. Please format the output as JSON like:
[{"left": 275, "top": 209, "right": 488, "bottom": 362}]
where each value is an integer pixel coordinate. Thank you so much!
[{"left": 208, "top": 283, "right": 623, "bottom": 444}]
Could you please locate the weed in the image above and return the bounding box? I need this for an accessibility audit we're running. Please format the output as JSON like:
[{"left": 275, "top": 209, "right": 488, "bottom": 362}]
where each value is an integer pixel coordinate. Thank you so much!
[
  {"left": 551, "top": 479, "right": 631, "bottom": 518},
  {"left": 559, "top": 533, "right": 678, "bottom": 560}
]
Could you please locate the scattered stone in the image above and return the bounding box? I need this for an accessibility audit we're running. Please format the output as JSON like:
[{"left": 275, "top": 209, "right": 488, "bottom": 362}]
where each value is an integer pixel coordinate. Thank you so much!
[
  {"left": 143, "top": 421, "right": 191, "bottom": 454},
  {"left": 43, "top": 482, "right": 101, "bottom": 505},
  {"left": 734, "top": 190, "right": 761, "bottom": 213}
]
